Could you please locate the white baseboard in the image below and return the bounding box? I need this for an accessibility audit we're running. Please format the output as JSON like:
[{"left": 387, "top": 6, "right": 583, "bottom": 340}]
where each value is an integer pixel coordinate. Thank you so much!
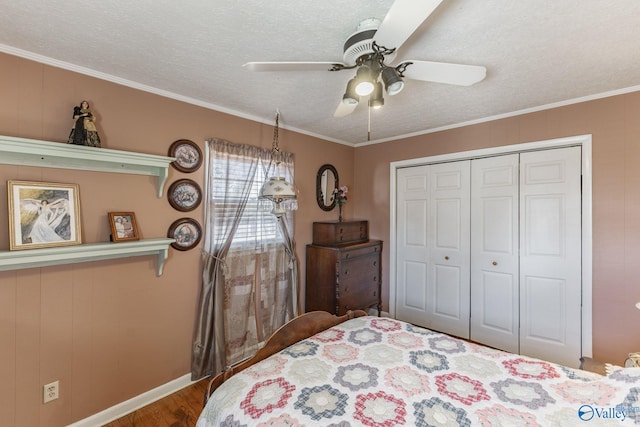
[{"left": 67, "top": 373, "right": 196, "bottom": 427}]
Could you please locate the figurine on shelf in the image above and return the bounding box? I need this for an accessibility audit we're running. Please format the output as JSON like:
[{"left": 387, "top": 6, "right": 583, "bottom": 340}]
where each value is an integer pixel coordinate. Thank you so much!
[{"left": 67, "top": 100, "right": 101, "bottom": 147}]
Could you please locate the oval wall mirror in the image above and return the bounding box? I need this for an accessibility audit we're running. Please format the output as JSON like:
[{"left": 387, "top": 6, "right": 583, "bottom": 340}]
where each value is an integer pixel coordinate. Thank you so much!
[{"left": 316, "top": 164, "right": 339, "bottom": 211}]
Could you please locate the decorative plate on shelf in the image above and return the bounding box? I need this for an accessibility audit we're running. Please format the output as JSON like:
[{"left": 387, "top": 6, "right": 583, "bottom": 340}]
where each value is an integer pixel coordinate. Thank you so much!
[
  {"left": 167, "top": 179, "right": 202, "bottom": 212},
  {"left": 168, "top": 139, "right": 202, "bottom": 173},
  {"left": 167, "top": 218, "right": 202, "bottom": 251}
]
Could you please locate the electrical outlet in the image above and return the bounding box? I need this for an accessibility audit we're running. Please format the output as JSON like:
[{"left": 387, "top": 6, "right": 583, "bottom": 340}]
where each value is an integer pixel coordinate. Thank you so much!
[{"left": 43, "top": 380, "right": 59, "bottom": 403}]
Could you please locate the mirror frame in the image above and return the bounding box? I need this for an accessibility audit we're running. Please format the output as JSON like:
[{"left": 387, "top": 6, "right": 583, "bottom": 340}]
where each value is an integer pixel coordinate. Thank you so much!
[{"left": 316, "top": 164, "right": 339, "bottom": 211}]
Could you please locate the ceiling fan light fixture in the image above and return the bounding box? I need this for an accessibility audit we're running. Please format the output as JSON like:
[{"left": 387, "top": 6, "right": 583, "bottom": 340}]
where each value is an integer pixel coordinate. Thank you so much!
[
  {"left": 381, "top": 66, "right": 405, "bottom": 96},
  {"left": 342, "top": 78, "right": 360, "bottom": 105},
  {"left": 369, "top": 81, "right": 384, "bottom": 109},
  {"left": 354, "top": 65, "right": 375, "bottom": 96},
  {"left": 356, "top": 81, "right": 375, "bottom": 96}
]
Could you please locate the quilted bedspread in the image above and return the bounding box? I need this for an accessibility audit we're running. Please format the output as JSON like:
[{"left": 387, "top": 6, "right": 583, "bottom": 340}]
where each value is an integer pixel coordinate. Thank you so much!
[{"left": 197, "top": 316, "right": 640, "bottom": 426}]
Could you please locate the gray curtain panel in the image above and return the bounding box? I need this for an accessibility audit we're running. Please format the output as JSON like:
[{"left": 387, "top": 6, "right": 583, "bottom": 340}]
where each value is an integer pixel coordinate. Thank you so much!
[{"left": 191, "top": 138, "right": 298, "bottom": 380}]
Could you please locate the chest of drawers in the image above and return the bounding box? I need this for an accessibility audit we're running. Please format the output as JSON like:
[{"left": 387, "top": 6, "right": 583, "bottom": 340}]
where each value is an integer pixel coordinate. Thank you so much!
[{"left": 305, "top": 221, "right": 382, "bottom": 315}]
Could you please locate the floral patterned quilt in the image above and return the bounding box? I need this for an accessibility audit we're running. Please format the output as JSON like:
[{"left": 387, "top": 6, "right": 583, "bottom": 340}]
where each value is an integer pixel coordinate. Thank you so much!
[{"left": 197, "top": 316, "right": 640, "bottom": 426}]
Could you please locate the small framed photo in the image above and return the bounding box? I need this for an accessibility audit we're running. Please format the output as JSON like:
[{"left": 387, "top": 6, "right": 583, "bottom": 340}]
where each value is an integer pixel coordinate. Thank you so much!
[
  {"left": 167, "top": 179, "right": 202, "bottom": 212},
  {"left": 168, "top": 139, "right": 202, "bottom": 173},
  {"left": 167, "top": 218, "right": 202, "bottom": 251},
  {"left": 107, "top": 212, "right": 140, "bottom": 242},
  {"left": 7, "top": 180, "right": 82, "bottom": 250}
]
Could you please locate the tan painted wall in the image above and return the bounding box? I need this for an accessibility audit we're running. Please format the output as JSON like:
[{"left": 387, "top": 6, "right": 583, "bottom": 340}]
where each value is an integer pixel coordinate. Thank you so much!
[
  {"left": 354, "top": 94, "right": 640, "bottom": 366},
  {"left": 0, "top": 53, "right": 353, "bottom": 426}
]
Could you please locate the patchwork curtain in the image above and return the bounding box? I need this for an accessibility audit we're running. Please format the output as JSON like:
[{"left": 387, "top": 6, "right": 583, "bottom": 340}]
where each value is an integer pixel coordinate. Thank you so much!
[{"left": 191, "top": 138, "right": 298, "bottom": 380}]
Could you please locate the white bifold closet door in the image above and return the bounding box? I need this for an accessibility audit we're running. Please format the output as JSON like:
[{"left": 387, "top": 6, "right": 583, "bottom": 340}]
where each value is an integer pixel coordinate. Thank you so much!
[
  {"left": 518, "top": 147, "right": 582, "bottom": 367},
  {"left": 395, "top": 146, "right": 582, "bottom": 367},
  {"left": 396, "top": 165, "right": 430, "bottom": 327},
  {"left": 470, "top": 154, "right": 520, "bottom": 354},
  {"left": 396, "top": 161, "right": 471, "bottom": 339}
]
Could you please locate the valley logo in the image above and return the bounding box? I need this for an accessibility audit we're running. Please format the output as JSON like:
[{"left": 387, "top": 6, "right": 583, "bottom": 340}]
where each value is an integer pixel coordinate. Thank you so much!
[{"left": 578, "top": 404, "right": 628, "bottom": 422}]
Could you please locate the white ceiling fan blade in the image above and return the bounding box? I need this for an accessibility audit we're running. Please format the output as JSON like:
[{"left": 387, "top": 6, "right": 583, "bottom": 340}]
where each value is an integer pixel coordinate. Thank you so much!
[
  {"left": 243, "top": 62, "right": 345, "bottom": 72},
  {"left": 373, "top": 0, "right": 444, "bottom": 50},
  {"left": 400, "top": 60, "right": 487, "bottom": 86},
  {"left": 334, "top": 101, "right": 358, "bottom": 117}
]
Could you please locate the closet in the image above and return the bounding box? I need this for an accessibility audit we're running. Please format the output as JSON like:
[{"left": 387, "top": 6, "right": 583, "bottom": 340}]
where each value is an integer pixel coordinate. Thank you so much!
[{"left": 395, "top": 146, "right": 582, "bottom": 367}]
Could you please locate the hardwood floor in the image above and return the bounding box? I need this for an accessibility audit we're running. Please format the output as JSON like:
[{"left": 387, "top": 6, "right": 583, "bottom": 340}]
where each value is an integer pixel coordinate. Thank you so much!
[{"left": 103, "top": 378, "right": 210, "bottom": 427}]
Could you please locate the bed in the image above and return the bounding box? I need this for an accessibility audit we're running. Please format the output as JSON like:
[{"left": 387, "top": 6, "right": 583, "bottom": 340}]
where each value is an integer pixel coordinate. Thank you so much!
[{"left": 197, "top": 311, "right": 640, "bottom": 426}]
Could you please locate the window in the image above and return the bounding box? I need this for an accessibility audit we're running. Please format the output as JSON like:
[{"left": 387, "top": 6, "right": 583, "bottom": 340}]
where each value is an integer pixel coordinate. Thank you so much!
[{"left": 209, "top": 151, "right": 281, "bottom": 249}]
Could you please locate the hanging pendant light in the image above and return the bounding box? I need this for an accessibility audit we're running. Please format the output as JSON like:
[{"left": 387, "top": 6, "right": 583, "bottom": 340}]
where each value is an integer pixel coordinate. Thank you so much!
[{"left": 259, "top": 111, "right": 298, "bottom": 217}]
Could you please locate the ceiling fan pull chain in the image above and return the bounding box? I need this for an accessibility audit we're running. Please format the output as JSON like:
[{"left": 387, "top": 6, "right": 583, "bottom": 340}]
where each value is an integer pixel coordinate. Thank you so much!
[{"left": 367, "top": 105, "right": 371, "bottom": 142}]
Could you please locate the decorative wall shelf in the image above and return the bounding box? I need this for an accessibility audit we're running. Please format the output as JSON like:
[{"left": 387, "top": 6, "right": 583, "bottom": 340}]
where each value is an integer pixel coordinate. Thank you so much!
[
  {"left": 0, "top": 238, "right": 175, "bottom": 276},
  {"left": 0, "top": 135, "right": 175, "bottom": 197}
]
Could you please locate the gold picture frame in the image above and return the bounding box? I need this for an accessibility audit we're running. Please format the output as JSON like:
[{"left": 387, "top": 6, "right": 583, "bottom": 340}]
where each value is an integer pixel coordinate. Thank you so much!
[
  {"left": 107, "top": 212, "right": 140, "bottom": 242},
  {"left": 7, "top": 180, "right": 82, "bottom": 250}
]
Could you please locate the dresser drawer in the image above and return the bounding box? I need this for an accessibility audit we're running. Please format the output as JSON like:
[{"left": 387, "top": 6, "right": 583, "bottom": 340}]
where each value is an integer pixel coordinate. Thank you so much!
[
  {"left": 337, "top": 289, "right": 379, "bottom": 315},
  {"left": 312, "top": 220, "right": 368, "bottom": 246},
  {"left": 339, "top": 242, "right": 381, "bottom": 261},
  {"left": 337, "top": 256, "right": 380, "bottom": 286}
]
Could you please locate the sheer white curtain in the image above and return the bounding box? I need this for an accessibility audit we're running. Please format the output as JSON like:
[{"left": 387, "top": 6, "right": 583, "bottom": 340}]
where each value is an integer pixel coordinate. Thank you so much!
[{"left": 191, "top": 138, "right": 298, "bottom": 380}]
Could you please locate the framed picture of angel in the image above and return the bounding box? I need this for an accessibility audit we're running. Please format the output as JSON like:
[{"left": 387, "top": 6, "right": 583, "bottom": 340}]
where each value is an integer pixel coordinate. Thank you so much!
[{"left": 7, "top": 180, "right": 82, "bottom": 250}]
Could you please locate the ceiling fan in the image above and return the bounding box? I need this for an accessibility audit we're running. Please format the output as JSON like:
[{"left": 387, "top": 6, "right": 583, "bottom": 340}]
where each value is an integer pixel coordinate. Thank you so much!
[{"left": 243, "top": 0, "right": 487, "bottom": 117}]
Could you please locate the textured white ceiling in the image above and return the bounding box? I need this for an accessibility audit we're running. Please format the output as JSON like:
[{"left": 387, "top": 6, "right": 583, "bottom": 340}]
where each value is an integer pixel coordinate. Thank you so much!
[{"left": 1, "top": 0, "right": 639, "bottom": 145}]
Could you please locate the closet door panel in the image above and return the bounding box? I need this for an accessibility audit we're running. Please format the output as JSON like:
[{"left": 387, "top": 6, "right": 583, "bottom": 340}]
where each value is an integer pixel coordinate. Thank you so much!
[
  {"left": 478, "top": 271, "right": 516, "bottom": 327},
  {"left": 523, "top": 276, "right": 566, "bottom": 342},
  {"left": 395, "top": 166, "right": 431, "bottom": 325},
  {"left": 519, "top": 146, "right": 582, "bottom": 367},
  {"left": 428, "top": 161, "right": 470, "bottom": 338},
  {"left": 434, "top": 264, "right": 462, "bottom": 318},
  {"left": 470, "top": 154, "right": 519, "bottom": 353}
]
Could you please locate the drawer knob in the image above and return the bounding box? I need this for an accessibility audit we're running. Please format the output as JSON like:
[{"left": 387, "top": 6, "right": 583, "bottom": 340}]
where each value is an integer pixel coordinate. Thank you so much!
[
  {"left": 373, "top": 291, "right": 377, "bottom": 297},
  {"left": 445, "top": 256, "right": 449, "bottom": 260},
  {"left": 373, "top": 261, "right": 377, "bottom": 266},
  {"left": 344, "top": 287, "right": 349, "bottom": 292},
  {"left": 345, "top": 270, "right": 349, "bottom": 275},
  {"left": 492, "top": 261, "right": 498, "bottom": 266}
]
